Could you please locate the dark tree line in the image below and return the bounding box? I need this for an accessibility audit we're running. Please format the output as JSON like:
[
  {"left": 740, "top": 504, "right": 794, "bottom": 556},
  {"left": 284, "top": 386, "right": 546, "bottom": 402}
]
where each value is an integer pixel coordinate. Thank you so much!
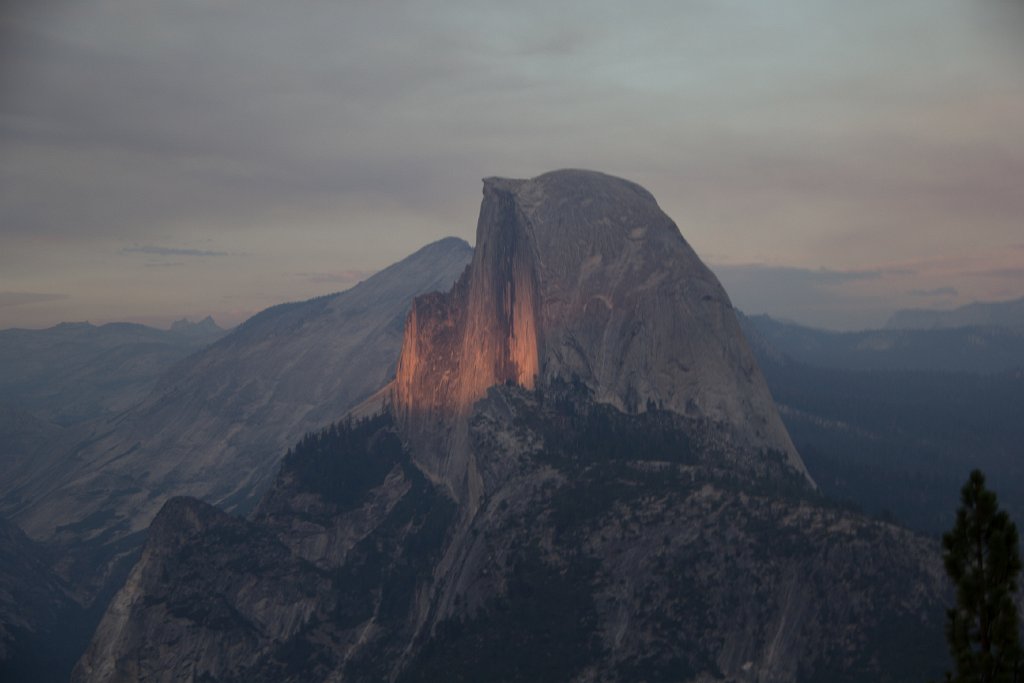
[{"left": 941, "top": 470, "right": 1022, "bottom": 683}]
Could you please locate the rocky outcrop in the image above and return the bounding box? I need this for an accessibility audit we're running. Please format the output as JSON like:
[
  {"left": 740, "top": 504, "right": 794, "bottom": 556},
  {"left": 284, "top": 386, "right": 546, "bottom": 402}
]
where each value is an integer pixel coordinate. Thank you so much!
[
  {"left": 393, "top": 170, "right": 810, "bottom": 504},
  {"left": 74, "top": 412, "right": 457, "bottom": 683}
]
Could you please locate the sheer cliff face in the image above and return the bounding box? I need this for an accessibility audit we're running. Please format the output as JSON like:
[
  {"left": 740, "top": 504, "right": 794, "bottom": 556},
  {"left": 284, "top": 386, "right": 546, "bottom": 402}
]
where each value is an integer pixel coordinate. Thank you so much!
[
  {"left": 393, "top": 170, "right": 810, "bottom": 497},
  {"left": 394, "top": 184, "right": 540, "bottom": 417}
]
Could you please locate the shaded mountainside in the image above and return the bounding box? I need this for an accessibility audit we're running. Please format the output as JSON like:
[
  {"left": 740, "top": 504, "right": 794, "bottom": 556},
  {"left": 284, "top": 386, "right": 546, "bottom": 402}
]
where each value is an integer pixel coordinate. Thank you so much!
[
  {"left": 886, "top": 295, "right": 1024, "bottom": 331},
  {"left": 0, "top": 318, "right": 226, "bottom": 427},
  {"left": 763, "top": 362, "right": 1024, "bottom": 535},
  {"left": 2, "top": 237, "right": 472, "bottom": 606},
  {"left": 0, "top": 404, "right": 63, "bottom": 499},
  {"left": 0, "top": 515, "right": 88, "bottom": 683},
  {"left": 76, "top": 388, "right": 948, "bottom": 683},
  {"left": 741, "top": 314, "right": 1024, "bottom": 534},
  {"left": 740, "top": 313, "right": 1024, "bottom": 374}
]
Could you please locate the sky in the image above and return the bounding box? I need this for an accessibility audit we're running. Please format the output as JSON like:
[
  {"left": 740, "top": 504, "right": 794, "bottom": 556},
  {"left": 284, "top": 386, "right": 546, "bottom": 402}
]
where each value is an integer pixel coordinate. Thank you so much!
[{"left": 1, "top": 0, "right": 1022, "bottom": 331}]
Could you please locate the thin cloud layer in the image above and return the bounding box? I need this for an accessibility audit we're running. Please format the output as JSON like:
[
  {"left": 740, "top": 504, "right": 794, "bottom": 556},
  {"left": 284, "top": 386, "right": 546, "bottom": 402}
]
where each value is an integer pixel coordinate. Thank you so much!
[
  {"left": 1, "top": 0, "right": 1022, "bottom": 328},
  {"left": 0, "top": 291, "right": 69, "bottom": 308},
  {"left": 122, "top": 246, "right": 229, "bottom": 257},
  {"left": 909, "top": 287, "right": 959, "bottom": 298},
  {"left": 714, "top": 244, "right": 1024, "bottom": 330}
]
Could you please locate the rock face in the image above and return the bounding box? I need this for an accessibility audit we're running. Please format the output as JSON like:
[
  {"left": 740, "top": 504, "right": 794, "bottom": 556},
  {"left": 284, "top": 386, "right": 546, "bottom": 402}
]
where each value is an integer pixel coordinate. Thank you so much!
[
  {"left": 393, "top": 170, "right": 809, "bottom": 504},
  {"left": 3, "top": 237, "right": 471, "bottom": 604}
]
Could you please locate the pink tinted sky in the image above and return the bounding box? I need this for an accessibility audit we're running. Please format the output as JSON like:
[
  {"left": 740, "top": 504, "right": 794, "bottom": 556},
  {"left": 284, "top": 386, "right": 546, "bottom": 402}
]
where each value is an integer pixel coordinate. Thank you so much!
[{"left": 1, "top": 0, "right": 1022, "bottom": 330}]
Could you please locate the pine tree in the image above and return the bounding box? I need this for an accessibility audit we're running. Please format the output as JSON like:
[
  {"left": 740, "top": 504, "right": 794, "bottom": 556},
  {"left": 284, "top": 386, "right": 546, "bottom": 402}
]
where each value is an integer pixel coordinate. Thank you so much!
[{"left": 941, "top": 469, "right": 1022, "bottom": 683}]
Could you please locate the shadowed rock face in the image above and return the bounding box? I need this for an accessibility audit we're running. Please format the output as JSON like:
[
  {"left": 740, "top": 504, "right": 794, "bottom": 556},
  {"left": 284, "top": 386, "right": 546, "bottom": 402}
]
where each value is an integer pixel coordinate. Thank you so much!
[{"left": 393, "top": 170, "right": 810, "bottom": 503}]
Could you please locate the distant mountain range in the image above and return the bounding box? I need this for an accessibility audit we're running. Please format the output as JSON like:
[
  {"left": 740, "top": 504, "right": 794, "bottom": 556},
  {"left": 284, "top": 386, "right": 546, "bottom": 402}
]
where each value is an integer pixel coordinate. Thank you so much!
[
  {"left": 886, "top": 295, "right": 1024, "bottom": 331},
  {"left": 0, "top": 317, "right": 226, "bottom": 426},
  {"left": 741, "top": 312, "right": 1024, "bottom": 374},
  {"left": 0, "top": 318, "right": 229, "bottom": 541},
  {"left": 741, "top": 313, "right": 1024, "bottom": 534}
]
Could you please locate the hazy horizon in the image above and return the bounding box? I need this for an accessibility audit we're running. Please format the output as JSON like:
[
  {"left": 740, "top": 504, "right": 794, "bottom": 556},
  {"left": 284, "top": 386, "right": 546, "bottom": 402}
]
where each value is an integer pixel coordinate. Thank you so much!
[
  {"left": 3, "top": 0, "right": 1022, "bottom": 331},
  {"left": 4, "top": 239, "right": 1024, "bottom": 334}
]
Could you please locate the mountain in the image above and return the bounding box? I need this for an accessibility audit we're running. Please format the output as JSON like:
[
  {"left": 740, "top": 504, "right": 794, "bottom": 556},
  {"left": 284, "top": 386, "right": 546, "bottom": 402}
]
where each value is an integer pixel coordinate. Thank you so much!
[
  {"left": 0, "top": 514, "right": 87, "bottom": 683},
  {"left": 740, "top": 313, "right": 1024, "bottom": 374},
  {"left": 2, "top": 237, "right": 472, "bottom": 605},
  {"left": 0, "top": 404, "right": 63, "bottom": 495},
  {"left": 76, "top": 171, "right": 950, "bottom": 683},
  {"left": 0, "top": 319, "right": 226, "bottom": 427},
  {"left": 75, "top": 395, "right": 946, "bottom": 683},
  {"left": 740, "top": 313, "right": 1024, "bottom": 534},
  {"left": 886, "top": 295, "right": 1024, "bottom": 331},
  {"left": 168, "top": 315, "right": 223, "bottom": 338},
  {"left": 393, "top": 171, "right": 810, "bottom": 506},
  {"left": 0, "top": 320, "right": 226, "bottom": 552}
]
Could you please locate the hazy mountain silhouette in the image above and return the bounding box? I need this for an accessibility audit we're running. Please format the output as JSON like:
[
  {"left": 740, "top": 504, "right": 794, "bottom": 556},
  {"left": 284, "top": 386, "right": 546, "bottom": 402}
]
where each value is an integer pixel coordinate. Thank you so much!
[
  {"left": 0, "top": 320, "right": 226, "bottom": 427},
  {"left": 886, "top": 295, "right": 1024, "bottom": 331}
]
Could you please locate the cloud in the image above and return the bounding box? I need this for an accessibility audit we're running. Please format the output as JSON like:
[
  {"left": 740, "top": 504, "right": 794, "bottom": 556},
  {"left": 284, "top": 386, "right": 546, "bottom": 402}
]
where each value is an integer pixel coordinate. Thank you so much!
[
  {"left": 963, "top": 267, "right": 1024, "bottom": 279},
  {"left": 295, "top": 270, "right": 376, "bottom": 285},
  {"left": 0, "top": 291, "right": 69, "bottom": 307},
  {"left": 713, "top": 264, "right": 912, "bottom": 287},
  {"left": 122, "top": 245, "right": 228, "bottom": 257},
  {"left": 909, "top": 286, "right": 958, "bottom": 297},
  {"left": 1, "top": 0, "right": 1022, "bottom": 329},
  {"left": 710, "top": 263, "right": 916, "bottom": 330}
]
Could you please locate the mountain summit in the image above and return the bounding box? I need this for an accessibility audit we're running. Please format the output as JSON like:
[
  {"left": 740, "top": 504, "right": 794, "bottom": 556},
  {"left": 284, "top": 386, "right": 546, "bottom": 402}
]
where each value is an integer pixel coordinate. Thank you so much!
[{"left": 393, "top": 170, "right": 811, "bottom": 503}]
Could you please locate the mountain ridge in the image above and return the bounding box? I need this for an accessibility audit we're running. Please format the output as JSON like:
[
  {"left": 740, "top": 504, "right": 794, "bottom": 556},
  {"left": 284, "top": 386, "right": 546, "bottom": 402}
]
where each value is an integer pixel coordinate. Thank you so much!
[
  {"left": 3, "top": 237, "right": 472, "bottom": 606},
  {"left": 0, "top": 318, "right": 227, "bottom": 427},
  {"left": 740, "top": 312, "right": 1024, "bottom": 374},
  {"left": 886, "top": 295, "right": 1024, "bottom": 331}
]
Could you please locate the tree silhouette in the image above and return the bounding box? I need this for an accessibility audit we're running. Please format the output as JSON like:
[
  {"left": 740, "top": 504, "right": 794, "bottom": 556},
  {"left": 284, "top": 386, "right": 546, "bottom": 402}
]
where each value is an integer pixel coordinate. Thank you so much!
[{"left": 941, "top": 469, "right": 1022, "bottom": 682}]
